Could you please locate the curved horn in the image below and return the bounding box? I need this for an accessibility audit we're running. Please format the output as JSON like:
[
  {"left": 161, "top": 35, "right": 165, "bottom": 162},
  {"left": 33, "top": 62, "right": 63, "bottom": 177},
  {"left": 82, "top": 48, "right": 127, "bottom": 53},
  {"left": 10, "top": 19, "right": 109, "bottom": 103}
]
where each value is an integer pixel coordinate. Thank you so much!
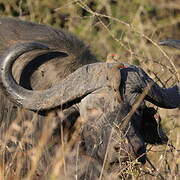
[
  {"left": 155, "top": 39, "right": 180, "bottom": 108},
  {"left": 142, "top": 70, "right": 179, "bottom": 109},
  {"left": 159, "top": 39, "right": 180, "bottom": 49},
  {"left": 121, "top": 65, "right": 180, "bottom": 109},
  {"left": 145, "top": 82, "right": 180, "bottom": 109},
  {"left": 0, "top": 42, "right": 115, "bottom": 111}
]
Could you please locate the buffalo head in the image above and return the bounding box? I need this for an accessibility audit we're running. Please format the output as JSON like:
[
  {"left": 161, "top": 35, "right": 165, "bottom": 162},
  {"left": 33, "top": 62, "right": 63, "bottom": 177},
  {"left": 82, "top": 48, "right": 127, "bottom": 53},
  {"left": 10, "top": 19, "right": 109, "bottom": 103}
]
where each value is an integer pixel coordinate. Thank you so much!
[{"left": 0, "top": 18, "right": 179, "bottom": 179}]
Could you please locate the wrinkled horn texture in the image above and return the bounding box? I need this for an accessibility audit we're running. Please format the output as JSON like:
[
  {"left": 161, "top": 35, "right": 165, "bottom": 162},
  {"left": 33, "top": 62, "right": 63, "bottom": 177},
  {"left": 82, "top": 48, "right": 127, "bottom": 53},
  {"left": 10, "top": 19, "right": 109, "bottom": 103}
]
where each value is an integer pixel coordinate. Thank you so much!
[{"left": 0, "top": 42, "right": 122, "bottom": 110}]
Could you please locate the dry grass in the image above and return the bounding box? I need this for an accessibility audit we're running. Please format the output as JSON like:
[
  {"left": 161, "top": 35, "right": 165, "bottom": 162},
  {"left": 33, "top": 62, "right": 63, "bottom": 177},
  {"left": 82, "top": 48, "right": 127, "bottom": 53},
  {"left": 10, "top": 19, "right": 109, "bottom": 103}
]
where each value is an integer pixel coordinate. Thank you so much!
[{"left": 0, "top": 0, "right": 179, "bottom": 179}]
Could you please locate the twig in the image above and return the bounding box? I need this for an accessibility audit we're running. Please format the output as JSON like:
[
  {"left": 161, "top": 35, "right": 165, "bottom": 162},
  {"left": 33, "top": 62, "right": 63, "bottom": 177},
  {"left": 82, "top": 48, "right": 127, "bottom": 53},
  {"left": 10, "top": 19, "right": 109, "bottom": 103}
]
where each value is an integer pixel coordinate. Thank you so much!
[{"left": 146, "top": 157, "right": 165, "bottom": 180}]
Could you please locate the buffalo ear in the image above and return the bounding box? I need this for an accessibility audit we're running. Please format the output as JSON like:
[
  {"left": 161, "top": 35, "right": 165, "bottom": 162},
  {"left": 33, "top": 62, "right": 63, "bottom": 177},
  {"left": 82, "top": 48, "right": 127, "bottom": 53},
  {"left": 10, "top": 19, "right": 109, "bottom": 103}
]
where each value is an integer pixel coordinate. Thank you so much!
[{"left": 140, "top": 107, "right": 168, "bottom": 145}]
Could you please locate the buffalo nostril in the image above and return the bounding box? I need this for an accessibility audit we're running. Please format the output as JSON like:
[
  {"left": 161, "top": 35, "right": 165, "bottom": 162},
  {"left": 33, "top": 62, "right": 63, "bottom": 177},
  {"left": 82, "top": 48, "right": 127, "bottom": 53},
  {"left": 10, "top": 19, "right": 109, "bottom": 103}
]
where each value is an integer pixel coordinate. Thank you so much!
[{"left": 114, "top": 145, "right": 120, "bottom": 152}]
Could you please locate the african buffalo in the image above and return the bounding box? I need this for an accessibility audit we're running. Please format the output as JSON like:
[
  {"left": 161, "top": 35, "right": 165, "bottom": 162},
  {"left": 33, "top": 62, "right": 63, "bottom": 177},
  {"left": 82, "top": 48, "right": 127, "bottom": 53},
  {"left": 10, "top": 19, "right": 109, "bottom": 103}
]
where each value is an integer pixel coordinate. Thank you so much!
[{"left": 0, "top": 18, "right": 179, "bottom": 179}]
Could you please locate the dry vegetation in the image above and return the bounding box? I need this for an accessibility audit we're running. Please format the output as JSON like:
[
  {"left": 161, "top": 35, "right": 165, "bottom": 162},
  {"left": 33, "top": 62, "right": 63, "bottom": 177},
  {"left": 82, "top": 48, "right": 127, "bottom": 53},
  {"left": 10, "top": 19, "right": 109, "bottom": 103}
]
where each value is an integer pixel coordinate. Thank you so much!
[{"left": 0, "top": 0, "right": 179, "bottom": 179}]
